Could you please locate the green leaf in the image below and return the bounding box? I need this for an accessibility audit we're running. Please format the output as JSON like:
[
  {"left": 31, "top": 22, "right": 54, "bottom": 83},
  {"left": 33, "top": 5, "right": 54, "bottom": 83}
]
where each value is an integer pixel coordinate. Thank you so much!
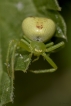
[
  {"left": 0, "top": 32, "right": 13, "bottom": 105},
  {"left": 33, "top": 0, "right": 61, "bottom": 11},
  {"left": 15, "top": 50, "right": 32, "bottom": 72},
  {"left": 46, "top": 10, "right": 67, "bottom": 40},
  {"left": 0, "top": 0, "right": 67, "bottom": 105}
]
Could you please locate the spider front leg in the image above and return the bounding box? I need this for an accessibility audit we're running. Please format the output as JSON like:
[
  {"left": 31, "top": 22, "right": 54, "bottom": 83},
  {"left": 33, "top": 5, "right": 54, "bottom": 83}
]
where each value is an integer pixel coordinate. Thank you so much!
[
  {"left": 6, "top": 37, "right": 31, "bottom": 78},
  {"left": 46, "top": 41, "right": 65, "bottom": 53},
  {"left": 23, "top": 35, "right": 31, "bottom": 43},
  {"left": 30, "top": 53, "right": 57, "bottom": 73},
  {"left": 42, "top": 53, "right": 57, "bottom": 72},
  {"left": 11, "top": 42, "right": 17, "bottom": 79},
  {"left": 6, "top": 40, "right": 17, "bottom": 79},
  {"left": 6, "top": 40, "right": 13, "bottom": 73},
  {"left": 45, "top": 42, "right": 54, "bottom": 48}
]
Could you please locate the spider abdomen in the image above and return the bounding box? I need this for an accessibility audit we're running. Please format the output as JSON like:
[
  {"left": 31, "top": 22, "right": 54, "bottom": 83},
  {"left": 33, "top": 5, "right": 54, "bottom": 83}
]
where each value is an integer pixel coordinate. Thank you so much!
[{"left": 22, "top": 17, "right": 56, "bottom": 42}]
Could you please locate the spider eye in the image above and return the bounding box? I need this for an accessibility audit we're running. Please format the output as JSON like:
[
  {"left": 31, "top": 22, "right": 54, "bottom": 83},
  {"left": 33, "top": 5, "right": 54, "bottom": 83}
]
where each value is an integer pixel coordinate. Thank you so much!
[{"left": 22, "top": 17, "right": 56, "bottom": 42}]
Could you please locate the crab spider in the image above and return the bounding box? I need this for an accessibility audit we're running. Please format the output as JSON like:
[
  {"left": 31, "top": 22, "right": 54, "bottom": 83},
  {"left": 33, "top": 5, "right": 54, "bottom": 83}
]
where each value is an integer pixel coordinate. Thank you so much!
[{"left": 6, "top": 17, "right": 65, "bottom": 77}]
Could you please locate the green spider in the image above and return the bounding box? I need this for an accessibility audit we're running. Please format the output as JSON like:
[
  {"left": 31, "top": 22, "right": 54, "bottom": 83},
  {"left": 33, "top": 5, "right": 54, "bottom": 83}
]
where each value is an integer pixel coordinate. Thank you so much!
[{"left": 6, "top": 17, "right": 65, "bottom": 77}]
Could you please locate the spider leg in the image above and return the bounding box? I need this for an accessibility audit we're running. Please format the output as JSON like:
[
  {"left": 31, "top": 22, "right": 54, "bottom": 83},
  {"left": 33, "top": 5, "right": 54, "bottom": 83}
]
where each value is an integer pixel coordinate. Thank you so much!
[
  {"left": 23, "top": 35, "right": 31, "bottom": 43},
  {"left": 32, "top": 56, "right": 39, "bottom": 62},
  {"left": 19, "top": 39, "right": 31, "bottom": 52},
  {"left": 46, "top": 41, "right": 65, "bottom": 53},
  {"left": 30, "top": 53, "right": 57, "bottom": 73},
  {"left": 6, "top": 40, "right": 17, "bottom": 79},
  {"left": 11, "top": 42, "right": 17, "bottom": 79},
  {"left": 46, "top": 42, "right": 54, "bottom": 48},
  {"left": 6, "top": 37, "right": 31, "bottom": 77},
  {"left": 6, "top": 40, "right": 14, "bottom": 76}
]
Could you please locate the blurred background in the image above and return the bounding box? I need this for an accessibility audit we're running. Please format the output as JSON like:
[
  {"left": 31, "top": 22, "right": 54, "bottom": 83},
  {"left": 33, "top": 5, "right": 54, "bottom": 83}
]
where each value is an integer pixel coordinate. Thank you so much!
[{"left": 6, "top": 0, "right": 71, "bottom": 106}]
